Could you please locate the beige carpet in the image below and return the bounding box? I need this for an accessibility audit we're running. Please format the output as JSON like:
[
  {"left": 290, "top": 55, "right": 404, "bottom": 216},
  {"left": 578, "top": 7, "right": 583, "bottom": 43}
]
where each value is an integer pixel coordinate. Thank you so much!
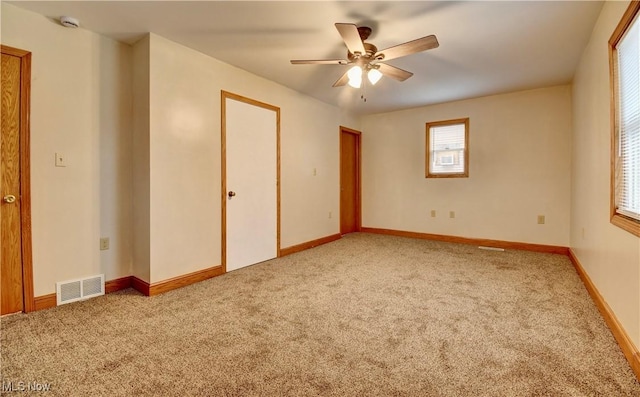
[{"left": 2, "top": 233, "right": 639, "bottom": 396}]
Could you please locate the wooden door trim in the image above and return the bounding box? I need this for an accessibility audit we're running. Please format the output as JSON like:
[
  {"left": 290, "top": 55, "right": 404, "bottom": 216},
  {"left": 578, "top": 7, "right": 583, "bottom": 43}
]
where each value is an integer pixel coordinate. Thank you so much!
[
  {"left": 340, "top": 126, "right": 362, "bottom": 234},
  {"left": 220, "top": 90, "right": 281, "bottom": 273},
  {"left": 1, "top": 45, "right": 34, "bottom": 313}
]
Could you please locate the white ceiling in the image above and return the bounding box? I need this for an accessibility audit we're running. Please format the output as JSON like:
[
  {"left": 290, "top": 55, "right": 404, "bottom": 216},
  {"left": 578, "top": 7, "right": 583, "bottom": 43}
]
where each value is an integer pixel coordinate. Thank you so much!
[{"left": 8, "top": 1, "right": 604, "bottom": 115}]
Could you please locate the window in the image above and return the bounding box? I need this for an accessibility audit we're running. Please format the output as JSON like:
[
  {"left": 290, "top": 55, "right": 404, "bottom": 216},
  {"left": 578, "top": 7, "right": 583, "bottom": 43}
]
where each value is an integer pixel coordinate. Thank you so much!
[
  {"left": 610, "top": 1, "right": 640, "bottom": 237},
  {"left": 425, "top": 118, "right": 469, "bottom": 178}
]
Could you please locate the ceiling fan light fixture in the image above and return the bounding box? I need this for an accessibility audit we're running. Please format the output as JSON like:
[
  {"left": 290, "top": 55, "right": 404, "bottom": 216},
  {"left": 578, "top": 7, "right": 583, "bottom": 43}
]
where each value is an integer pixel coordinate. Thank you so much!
[
  {"left": 368, "top": 68, "right": 383, "bottom": 85},
  {"left": 348, "top": 76, "right": 362, "bottom": 88},
  {"left": 347, "top": 65, "right": 362, "bottom": 80},
  {"left": 347, "top": 65, "right": 363, "bottom": 88}
]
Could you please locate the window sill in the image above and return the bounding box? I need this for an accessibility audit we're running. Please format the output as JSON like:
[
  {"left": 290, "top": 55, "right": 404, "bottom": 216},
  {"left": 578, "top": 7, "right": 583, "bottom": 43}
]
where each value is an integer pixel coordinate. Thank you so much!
[
  {"left": 426, "top": 173, "right": 469, "bottom": 179},
  {"left": 611, "top": 213, "right": 640, "bottom": 237}
]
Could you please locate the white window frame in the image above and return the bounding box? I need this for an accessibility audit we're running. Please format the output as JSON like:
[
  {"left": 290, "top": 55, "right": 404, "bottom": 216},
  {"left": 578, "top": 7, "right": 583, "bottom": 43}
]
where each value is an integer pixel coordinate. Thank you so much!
[{"left": 609, "top": 0, "right": 640, "bottom": 237}]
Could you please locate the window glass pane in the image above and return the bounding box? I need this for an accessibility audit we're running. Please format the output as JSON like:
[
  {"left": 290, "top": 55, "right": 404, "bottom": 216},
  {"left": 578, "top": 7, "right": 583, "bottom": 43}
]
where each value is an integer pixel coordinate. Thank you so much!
[
  {"left": 429, "top": 123, "right": 466, "bottom": 175},
  {"left": 616, "top": 12, "right": 640, "bottom": 220}
]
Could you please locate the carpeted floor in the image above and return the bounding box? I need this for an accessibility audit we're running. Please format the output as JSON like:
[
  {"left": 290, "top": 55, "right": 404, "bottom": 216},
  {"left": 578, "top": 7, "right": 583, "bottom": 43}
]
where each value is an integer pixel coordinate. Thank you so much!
[{"left": 1, "top": 233, "right": 639, "bottom": 396}]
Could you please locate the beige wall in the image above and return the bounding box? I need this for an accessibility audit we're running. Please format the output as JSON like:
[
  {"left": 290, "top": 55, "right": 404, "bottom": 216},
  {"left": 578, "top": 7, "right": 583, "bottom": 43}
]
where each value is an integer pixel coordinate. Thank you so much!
[
  {"left": 132, "top": 36, "right": 151, "bottom": 282},
  {"left": 1, "top": 2, "right": 360, "bottom": 293},
  {"left": 141, "top": 34, "right": 360, "bottom": 283},
  {"left": 1, "top": 4, "right": 133, "bottom": 295},
  {"left": 571, "top": 0, "right": 640, "bottom": 348},
  {"left": 361, "top": 85, "right": 572, "bottom": 246}
]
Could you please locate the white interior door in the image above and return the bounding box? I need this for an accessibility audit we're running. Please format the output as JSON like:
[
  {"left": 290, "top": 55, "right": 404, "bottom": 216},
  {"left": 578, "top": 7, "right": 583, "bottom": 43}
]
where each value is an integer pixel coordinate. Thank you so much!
[{"left": 225, "top": 97, "right": 278, "bottom": 272}]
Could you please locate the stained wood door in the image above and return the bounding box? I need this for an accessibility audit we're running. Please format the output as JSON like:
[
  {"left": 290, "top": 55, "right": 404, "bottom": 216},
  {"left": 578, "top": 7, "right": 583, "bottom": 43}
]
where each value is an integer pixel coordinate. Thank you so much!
[
  {"left": 340, "top": 127, "right": 361, "bottom": 234},
  {"left": 222, "top": 92, "right": 280, "bottom": 272},
  {"left": 1, "top": 51, "right": 24, "bottom": 314}
]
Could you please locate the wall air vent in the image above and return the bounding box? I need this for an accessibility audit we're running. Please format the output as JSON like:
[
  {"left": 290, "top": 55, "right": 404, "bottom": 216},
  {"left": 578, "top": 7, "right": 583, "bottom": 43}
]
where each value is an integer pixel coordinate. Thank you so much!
[{"left": 56, "top": 274, "right": 105, "bottom": 305}]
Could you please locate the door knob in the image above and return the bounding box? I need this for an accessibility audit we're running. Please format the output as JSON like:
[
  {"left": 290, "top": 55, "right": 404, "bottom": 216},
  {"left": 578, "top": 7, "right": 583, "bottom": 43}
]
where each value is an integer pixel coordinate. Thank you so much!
[
  {"left": 3, "top": 195, "right": 16, "bottom": 204},
  {"left": 228, "top": 191, "right": 236, "bottom": 198}
]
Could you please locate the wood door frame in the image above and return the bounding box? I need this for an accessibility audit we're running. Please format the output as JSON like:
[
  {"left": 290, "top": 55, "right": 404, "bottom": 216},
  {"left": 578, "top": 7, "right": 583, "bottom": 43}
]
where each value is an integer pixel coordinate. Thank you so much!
[
  {"left": 340, "top": 126, "right": 362, "bottom": 234},
  {"left": 1, "top": 45, "right": 34, "bottom": 313},
  {"left": 220, "top": 90, "right": 281, "bottom": 273}
]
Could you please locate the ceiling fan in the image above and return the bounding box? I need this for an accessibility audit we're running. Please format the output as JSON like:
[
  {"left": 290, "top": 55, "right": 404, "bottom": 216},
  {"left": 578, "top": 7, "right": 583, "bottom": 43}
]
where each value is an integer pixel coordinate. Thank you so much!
[{"left": 291, "top": 23, "right": 439, "bottom": 88}]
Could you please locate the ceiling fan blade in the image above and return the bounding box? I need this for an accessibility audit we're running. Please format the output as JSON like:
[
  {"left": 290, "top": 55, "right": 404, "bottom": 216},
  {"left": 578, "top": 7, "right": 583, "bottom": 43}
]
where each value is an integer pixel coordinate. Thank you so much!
[
  {"left": 335, "top": 23, "right": 366, "bottom": 55},
  {"left": 376, "top": 35, "right": 439, "bottom": 61},
  {"left": 377, "top": 63, "right": 414, "bottom": 82},
  {"left": 332, "top": 70, "right": 350, "bottom": 87},
  {"left": 290, "top": 59, "right": 349, "bottom": 65}
]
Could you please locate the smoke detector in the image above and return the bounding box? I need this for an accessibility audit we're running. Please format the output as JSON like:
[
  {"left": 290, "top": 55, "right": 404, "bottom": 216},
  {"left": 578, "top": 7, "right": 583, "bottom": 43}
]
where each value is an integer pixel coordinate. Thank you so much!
[{"left": 60, "top": 16, "right": 80, "bottom": 28}]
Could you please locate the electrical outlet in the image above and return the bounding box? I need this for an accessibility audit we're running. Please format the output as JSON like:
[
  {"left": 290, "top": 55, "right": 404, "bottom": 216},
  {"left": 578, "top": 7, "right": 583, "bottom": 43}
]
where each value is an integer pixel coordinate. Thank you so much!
[
  {"left": 581, "top": 227, "right": 585, "bottom": 239},
  {"left": 328, "top": 211, "right": 332, "bottom": 219},
  {"left": 537, "top": 215, "right": 545, "bottom": 224},
  {"left": 449, "top": 211, "right": 455, "bottom": 219},
  {"left": 430, "top": 210, "right": 436, "bottom": 217},
  {"left": 313, "top": 167, "right": 317, "bottom": 176},
  {"left": 100, "top": 237, "right": 109, "bottom": 250},
  {"left": 55, "top": 152, "right": 66, "bottom": 167}
]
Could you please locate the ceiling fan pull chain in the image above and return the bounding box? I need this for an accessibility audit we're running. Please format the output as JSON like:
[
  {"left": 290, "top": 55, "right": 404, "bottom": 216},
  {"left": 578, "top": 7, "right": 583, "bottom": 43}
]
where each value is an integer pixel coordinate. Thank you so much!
[{"left": 361, "top": 79, "right": 367, "bottom": 102}]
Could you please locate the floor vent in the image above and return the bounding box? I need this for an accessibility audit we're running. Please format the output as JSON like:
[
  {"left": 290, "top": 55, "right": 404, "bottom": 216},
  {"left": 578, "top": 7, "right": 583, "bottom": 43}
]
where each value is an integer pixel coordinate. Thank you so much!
[
  {"left": 56, "top": 274, "right": 105, "bottom": 305},
  {"left": 478, "top": 246, "right": 505, "bottom": 252}
]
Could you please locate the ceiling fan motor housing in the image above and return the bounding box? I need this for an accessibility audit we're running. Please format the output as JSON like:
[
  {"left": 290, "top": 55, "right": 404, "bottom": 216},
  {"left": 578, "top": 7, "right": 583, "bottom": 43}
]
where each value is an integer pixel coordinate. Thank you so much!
[{"left": 348, "top": 42, "right": 380, "bottom": 63}]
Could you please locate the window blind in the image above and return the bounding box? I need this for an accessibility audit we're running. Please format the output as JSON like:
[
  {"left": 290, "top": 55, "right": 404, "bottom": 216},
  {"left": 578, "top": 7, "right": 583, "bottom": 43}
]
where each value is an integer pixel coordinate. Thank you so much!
[
  {"left": 616, "top": 13, "right": 640, "bottom": 220},
  {"left": 429, "top": 123, "right": 465, "bottom": 174}
]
